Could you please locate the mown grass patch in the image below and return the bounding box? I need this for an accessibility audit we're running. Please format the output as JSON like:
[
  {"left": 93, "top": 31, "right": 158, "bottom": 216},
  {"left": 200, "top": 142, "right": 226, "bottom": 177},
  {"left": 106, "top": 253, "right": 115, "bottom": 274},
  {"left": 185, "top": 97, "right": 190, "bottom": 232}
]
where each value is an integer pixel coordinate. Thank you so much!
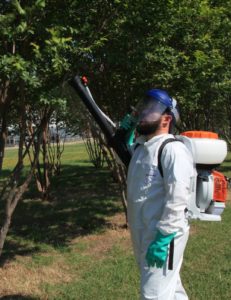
[
  {"left": 42, "top": 241, "right": 139, "bottom": 300},
  {"left": 183, "top": 202, "right": 231, "bottom": 300}
]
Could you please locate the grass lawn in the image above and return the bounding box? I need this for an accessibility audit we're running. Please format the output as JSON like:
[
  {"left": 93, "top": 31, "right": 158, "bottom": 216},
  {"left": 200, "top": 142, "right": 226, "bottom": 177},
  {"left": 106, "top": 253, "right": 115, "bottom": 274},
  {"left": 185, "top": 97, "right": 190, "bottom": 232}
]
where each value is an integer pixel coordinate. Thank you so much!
[{"left": 0, "top": 143, "right": 230, "bottom": 300}]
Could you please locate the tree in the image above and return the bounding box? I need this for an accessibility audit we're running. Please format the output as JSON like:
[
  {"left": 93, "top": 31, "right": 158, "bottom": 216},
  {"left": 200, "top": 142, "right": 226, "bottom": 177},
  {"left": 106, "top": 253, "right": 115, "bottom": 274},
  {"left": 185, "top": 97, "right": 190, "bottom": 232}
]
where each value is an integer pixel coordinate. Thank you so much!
[
  {"left": 0, "top": 0, "right": 131, "bottom": 255},
  {"left": 81, "top": 0, "right": 231, "bottom": 137}
]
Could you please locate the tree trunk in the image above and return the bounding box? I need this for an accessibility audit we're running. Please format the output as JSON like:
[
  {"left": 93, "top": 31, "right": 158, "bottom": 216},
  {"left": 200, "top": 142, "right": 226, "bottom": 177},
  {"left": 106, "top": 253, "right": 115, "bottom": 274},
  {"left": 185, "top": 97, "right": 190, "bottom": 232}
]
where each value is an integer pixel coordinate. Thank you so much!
[
  {"left": 41, "top": 121, "right": 50, "bottom": 199},
  {"left": 0, "top": 110, "right": 42, "bottom": 257},
  {"left": 0, "top": 80, "right": 10, "bottom": 171},
  {"left": 108, "top": 147, "right": 128, "bottom": 226},
  {"left": 29, "top": 108, "right": 54, "bottom": 199},
  {"left": 0, "top": 171, "right": 34, "bottom": 256},
  {"left": 0, "top": 116, "right": 8, "bottom": 171},
  {"left": 86, "top": 124, "right": 128, "bottom": 225}
]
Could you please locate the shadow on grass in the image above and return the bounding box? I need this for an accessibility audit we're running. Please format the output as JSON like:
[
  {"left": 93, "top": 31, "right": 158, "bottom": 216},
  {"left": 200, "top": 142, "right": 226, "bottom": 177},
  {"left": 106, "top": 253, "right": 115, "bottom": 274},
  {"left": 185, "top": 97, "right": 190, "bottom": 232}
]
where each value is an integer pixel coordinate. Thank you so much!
[
  {"left": 224, "top": 159, "right": 231, "bottom": 163},
  {"left": 0, "top": 296, "right": 37, "bottom": 300},
  {"left": 0, "top": 169, "right": 12, "bottom": 179},
  {"left": 1, "top": 163, "right": 123, "bottom": 264},
  {"left": 217, "top": 165, "right": 231, "bottom": 174}
]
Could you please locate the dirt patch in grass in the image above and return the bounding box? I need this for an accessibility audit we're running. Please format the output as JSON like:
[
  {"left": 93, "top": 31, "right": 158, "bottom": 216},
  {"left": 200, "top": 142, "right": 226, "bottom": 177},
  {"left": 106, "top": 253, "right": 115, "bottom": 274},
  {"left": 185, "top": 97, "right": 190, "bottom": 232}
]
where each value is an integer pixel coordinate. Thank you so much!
[
  {"left": 71, "top": 213, "right": 132, "bottom": 258},
  {"left": 0, "top": 213, "right": 130, "bottom": 298},
  {"left": 0, "top": 255, "right": 72, "bottom": 298},
  {"left": 82, "top": 228, "right": 131, "bottom": 259}
]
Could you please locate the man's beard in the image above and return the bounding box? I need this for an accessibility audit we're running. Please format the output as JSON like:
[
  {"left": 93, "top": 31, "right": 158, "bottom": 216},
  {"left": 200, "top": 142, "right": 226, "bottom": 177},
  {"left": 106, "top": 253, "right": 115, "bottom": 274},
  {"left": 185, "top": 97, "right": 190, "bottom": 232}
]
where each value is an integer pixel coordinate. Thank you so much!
[{"left": 136, "top": 119, "right": 161, "bottom": 135}]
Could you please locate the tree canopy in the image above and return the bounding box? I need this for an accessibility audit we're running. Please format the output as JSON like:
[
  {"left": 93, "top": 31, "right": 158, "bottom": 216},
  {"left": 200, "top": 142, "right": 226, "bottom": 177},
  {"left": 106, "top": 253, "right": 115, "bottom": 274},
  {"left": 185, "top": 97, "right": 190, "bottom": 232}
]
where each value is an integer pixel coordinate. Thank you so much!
[{"left": 1, "top": 0, "right": 230, "bottom": 133}]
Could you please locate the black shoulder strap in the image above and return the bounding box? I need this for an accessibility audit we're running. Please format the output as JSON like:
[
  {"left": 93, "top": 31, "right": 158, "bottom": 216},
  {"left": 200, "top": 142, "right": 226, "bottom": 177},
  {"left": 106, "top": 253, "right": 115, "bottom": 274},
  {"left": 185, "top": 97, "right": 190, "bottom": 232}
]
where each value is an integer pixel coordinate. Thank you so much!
[
  {"left": 134, "top": 143, "right": 141, "bottom": 151},
  {"left": 158, "top": 138, "right": 181, "bottom": 177},
  {"left": 134, "top": 138, "right": 182, "bottom": 178}
]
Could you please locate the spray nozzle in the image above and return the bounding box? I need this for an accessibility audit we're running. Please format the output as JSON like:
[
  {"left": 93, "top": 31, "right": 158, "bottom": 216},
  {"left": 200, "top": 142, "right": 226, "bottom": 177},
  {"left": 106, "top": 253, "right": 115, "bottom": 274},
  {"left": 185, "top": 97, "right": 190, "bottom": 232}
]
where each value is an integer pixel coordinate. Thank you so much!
[{"left": 81, "top": 76, "right": 88, "bottom": 86}]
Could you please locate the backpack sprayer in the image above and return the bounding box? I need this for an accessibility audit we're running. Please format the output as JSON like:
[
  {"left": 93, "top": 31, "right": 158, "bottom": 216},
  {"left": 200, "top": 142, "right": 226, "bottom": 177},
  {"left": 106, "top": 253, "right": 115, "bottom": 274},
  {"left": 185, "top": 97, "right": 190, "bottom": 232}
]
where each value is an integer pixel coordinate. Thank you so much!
[
  {"left": 177, "top": 131, "right": 228, "bottom": 221},
  {"left": 69, "top": 75, "right": 229, "bottom": 222}
]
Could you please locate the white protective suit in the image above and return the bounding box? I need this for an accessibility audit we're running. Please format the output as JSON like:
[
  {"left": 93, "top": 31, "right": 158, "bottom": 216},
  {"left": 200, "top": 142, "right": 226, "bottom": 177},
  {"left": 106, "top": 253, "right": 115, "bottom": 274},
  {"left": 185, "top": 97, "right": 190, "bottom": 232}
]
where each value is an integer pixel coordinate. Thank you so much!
[{"left": 127, "top": 133, "right": 194, "bottom": 300}]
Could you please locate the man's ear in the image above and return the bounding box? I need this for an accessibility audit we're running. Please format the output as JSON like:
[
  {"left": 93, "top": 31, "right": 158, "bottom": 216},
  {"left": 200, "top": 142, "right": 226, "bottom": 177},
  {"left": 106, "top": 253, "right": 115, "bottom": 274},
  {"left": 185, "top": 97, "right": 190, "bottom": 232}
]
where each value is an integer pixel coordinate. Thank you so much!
[
  {"left": 163, "top": 114, "right": 172, "bottom": 123},
  {"left": 164, "top": 115, "right": 172, "bottom": 122},
  {"left": 161, "top": 114, "right": 172, "bottom": 128}
]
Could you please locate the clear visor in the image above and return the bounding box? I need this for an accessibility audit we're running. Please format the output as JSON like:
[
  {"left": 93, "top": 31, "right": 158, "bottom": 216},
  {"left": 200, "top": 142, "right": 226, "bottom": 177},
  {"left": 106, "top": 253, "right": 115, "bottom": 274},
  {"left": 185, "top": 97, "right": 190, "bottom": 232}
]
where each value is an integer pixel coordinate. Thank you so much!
[{"left": 135, "top": 97, "right": 169, "bottom": 123}]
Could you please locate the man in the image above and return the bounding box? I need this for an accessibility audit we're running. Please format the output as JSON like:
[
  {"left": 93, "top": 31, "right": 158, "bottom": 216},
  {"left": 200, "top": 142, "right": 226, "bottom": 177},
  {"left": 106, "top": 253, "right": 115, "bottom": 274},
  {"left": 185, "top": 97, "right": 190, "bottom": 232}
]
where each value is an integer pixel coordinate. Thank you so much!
[{"left": 121, "top": 89, "right": 194, "bottom": 299}]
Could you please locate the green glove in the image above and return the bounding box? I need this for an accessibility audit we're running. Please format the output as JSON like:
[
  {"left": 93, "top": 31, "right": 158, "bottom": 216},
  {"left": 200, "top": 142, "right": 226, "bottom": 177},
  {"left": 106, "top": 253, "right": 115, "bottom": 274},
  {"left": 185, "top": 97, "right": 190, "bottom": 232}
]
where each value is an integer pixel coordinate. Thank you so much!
[
  {"left": 120, "top": 113, "right": 137, "bottom": 130},
  {"left": 145, "top": 230, "right": 176, "bottom": 268},
  {"left": 120, "top": 114, "right": 138, "bottom": 146}
]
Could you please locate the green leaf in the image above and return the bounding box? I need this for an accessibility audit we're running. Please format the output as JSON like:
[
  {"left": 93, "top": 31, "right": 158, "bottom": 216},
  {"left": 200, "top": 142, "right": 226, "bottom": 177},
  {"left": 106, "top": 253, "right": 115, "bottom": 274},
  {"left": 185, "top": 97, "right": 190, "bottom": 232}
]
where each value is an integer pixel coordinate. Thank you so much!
[
  {"left": 13, "top": 61, "right": 23, "bottom": 70},
  {"left": 17, "top": 21, "right": 27, "bottom": 33},
  {"left": 30, "top": 43, "right": 40, "bottom": 50},
  {"left": 35, "top": 0, "right": 46, "bottom": 8},
  {"left": 12, "top": 0, "right": 26, "bottom": 16}
]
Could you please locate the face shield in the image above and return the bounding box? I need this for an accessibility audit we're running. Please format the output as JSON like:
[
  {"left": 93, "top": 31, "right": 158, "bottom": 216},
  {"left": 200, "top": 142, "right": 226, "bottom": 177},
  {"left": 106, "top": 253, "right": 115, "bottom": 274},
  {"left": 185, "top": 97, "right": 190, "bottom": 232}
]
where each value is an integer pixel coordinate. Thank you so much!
[
  {"left": 171, "top": 98, "right": 180, "bottom": 124},
  {"left": 136, "top": 96, "right": 170, "bottom": 123}
]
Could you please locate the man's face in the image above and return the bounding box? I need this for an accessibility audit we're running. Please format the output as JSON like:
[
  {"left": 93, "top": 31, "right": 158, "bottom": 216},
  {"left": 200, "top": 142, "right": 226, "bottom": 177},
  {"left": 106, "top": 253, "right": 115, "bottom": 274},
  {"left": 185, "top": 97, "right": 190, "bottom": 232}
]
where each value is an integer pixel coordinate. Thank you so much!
[
  {"left": 139, "top": 108, "right": 162, "bottom": 123},
  {"left": 136, "top": 100, "right": 165, "bottom": 135},
  {"left": 136, "top": 117, "right": 162, "bottom": 135}
]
